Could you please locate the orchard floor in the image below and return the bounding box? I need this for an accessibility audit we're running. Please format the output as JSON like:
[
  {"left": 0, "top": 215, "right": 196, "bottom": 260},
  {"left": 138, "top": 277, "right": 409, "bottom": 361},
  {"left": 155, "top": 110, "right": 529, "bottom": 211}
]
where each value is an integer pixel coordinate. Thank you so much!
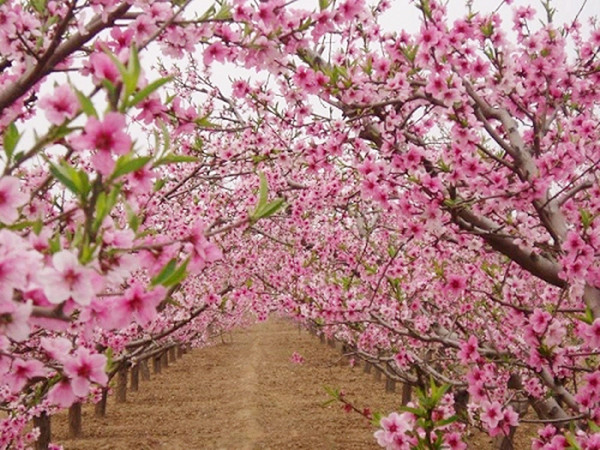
[
  {"left": 52, "top": 318, "right": 534, "bottom": 449},
  {"left": 53, "top": 318, "right": 398, "bottom": 449}
]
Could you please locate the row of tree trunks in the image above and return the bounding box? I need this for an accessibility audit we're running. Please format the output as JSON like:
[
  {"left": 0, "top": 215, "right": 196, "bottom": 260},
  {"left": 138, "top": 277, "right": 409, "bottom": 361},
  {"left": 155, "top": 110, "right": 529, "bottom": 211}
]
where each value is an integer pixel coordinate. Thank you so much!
[{"left": 35, "top": 345, "right": 185, "bottom": 449}]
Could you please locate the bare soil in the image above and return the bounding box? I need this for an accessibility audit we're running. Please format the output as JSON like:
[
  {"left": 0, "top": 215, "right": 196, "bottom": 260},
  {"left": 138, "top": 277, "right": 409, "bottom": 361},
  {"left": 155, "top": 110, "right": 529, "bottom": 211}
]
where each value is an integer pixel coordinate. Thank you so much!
[
  {"left": 53, "top": 319, "right": 400, "bottom": 449},
  {"left": 52, "top": 319, "right": 536, "bottom": 449}
]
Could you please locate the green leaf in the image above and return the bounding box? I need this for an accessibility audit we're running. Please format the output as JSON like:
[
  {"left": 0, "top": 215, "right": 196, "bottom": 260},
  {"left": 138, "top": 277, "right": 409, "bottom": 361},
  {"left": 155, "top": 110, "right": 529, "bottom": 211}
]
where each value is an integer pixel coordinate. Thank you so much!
[
  {"left": 252, "top": 198, "right": 285, "bottom": 222},
  {"left": 112, "top": 155, "right": 152, "bottom": 180},
  {"left": 160, "top": 258, "right": 189, "bottom": 287},
  {"left": 93, "top": 185, "right": 120, "bottom": 232},
  {"left": 153, "top": 178, "right": 166, "bottom": 192},
  {"left": 32, "top": 217, "right": 43, "bottom": 235},
  {"left": 580, "top": 208, "right": 594, "bottom": 231},
  {"left": 74, "top": 88, "right": 98, "bottom": 118},
  {"left": 125, "top": 203, "right": 140, "bottom": 233},
  {"left": 49, "top": 232, "right": 61, "bottom": 253},
  {"left": 164, "top": 297, "right": 182, "bottom": 307},
  {"left": 323, "top": 385, "right": 340, "bottom": 399},
  {"left": 371, "top": 411, "right": 383, "bottom": 427},
  {"left": 29, "top": 0, "right": 46, "bottom": 13},
  {"left": 105, "top": 348, "right": 115, "bottom": 373},
  {"left": 127, "top": 45, "right": 141, "bottom": 94},
  {"left": 399, "top": 405, "right": 425, "bottom": 417},
  {"left": 215, "top": 1, "right": 232, "bottom": 20},
  {"left": 436, "top": 415, "right": 458, "bottom": 427},
  {"left": 50, "top": 162, "right": 90, "bottom": 198},
  {"left": 154, "top": 154, "right": 198, "bottom": 167},
  {"left": 129, "top": 76, "right": 172, "bottom": 108},
  {"left": 161, "top": 121, "right": 170, "bottom": 156},
  {"left": 319, "top": 0, "right": 330, "bottom": 10},
  {"left": 3, "top": 122, "right": 20, "bottom": 161},
  {"left": 151, "top": 258, "right": 177, "bottom": 286},
  {"left": 104, "top": 48, "right": 130, "bottom": 92}
]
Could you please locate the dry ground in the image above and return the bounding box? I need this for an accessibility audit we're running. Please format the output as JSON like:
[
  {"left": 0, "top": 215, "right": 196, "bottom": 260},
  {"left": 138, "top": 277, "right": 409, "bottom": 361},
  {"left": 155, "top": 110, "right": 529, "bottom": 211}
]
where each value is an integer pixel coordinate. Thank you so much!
[
  {"left": 53, "top": 319, "right": 399, "bottom": 449},
  {"left": 52, "top": 318, "right": 535, "bottom": 449}
]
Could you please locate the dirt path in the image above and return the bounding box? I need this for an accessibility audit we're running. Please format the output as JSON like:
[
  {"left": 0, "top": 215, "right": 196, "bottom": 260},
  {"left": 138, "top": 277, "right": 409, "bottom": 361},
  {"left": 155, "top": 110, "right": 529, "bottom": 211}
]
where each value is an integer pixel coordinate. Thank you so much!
[{"left": 53, "top": 319, "right": 400, "bottom": 449}]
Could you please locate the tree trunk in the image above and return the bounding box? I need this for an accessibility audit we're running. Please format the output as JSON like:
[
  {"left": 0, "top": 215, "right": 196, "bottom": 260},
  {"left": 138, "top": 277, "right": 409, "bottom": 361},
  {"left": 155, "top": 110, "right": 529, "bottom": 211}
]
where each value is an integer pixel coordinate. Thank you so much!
[
  {"left": 130, "top": 364, "right": 139, "bottom": 392},
  {"left": 363, "top": 362, "right": 372, "bottom": 374},
  {"left": 95, "top": 388, "right": 108, "bottom": 417},
  {"left": 68, "top": 403, "right": 82, "bottom": 438},
  {"left": 153, "top": 356, "right": 161, "bottom": 374},
  {"left": 116, "top": 366, "right": 127, "bottom": 403},
  {"left": 34, "top": 412, "right": 51, "bottom": 450},
  {"left": 169, "top": 346, "right": 176, "bottom": 363},
  {"left": 177, "top": 345, "right": 183, "bottom": 358},
  {"left": 402, "top": 383, "right": 413, "bottom": 405},
  {"left": 161, "top": 350, "right": 169, "bottom": 368},
  {"left": 386, "top": 377, "right": 396, "bottom": 393},
  {"left": 141, "top": 359, "right": 150, "bottom": 380},
  {"left": 493, "top": 429, "right": 516, "bottom": 450}
]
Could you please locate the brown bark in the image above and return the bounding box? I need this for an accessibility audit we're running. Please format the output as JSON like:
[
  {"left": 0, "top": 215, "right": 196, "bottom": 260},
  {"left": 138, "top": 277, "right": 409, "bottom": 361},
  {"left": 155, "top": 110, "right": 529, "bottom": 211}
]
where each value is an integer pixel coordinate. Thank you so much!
[
  {"left": 95, "top": 388, "right": 108, "bottom": 417},
  {"left": 140, "top": 359, "right": 150, "bottom": 381},
  {"left": 130, "top": 364, "right": 139, "bottom": 392},
  {"left": 385, "top": 377, "right": 396, "bottom": 393},
  {"left": 34, "top": 413, "right": 51, "bottom": 450},
  {"left": 68, "top": 403, "right": 82, "bottom": 438},
  {"left": 116, "top": 366, "right": 127, "bottom": 403},
  {"left": 401, "top": 383, "right": 412, "bottom": 406}
]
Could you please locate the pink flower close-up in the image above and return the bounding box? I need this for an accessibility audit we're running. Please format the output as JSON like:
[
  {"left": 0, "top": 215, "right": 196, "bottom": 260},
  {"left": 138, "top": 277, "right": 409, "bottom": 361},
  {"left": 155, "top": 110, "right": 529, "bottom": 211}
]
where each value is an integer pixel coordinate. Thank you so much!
[
  {"left": 0, "top": 176, "right": 28, "bottom": 224},
  {"left": 63, "top": 347, "right": 108, "bottom": 397},
  {"left": 114, "top": 282, "right": 166, "bottom": 326},
  {"left": 70, "top": 112, "right": 132, "bottom": 175},
  {"left": 41, "top": 250, "right": 98, "bottom": 306},
  {"left": 38, "top": 85, "right": 79, "bottom": 125}
]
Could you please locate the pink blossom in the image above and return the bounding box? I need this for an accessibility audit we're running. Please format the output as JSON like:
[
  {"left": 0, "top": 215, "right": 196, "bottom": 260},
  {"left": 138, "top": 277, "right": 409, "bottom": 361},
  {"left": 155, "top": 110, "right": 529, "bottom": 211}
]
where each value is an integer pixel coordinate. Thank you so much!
[
  {"left": 0, "top": 176, "right": 28, "bottom": 224},
  {"left": 114, "top": 282, "right": 166, "bottom": 326},
  {"left": 0, "top": 300, "right": 32, "bottom": 341},
  {"left": 47, "top": 379, "right": 78, "bottom": 408},
  {"left": 41, "top": 250, "right": 97, "bottom": 306},
  {"left": 530, "top": 309, "right": 552, "bottom": 334},
  {"left": 126, "top": 165, "right": 155, "bottom": 194},
  {"left": 204, "top": 42, "right": 228, "bottom": 66},
  {"left": 5, "top": 358, "right": 46, "bottom": 393},
  {"left": 0, "top": 235, "right": 29, "bottom": 297},
  {"left": 185, "top": 222, "right": 223, "bottom": 272},
  {"left": 468, "top": 380, "right": 486, "bottom": 403},
  {"left": 89, "top": 52, "right": 120, "bottom": 84},
  {"left": 585, "top": 319, "right": 600, "bottom": 349},
  {"left": 63, "top": 347, "right": 108, "bottom": 397},
  {"left": 480, "top": 401, "right": 504, "bottom": 430},
  {"left": 444, "top": 432, "right": 467, "bottom": 450},
  {"left": 458, "top": 335, "right": 480, "bottom": 364},
  {"left": 134, "top": 94, "right": 165, "bottom": 124},
  {"left": 584, "top": 371, "right": 600, "bottom": 397},
  {"left": 545, "top": 321, "right": 566, "bottom": 347},
  {"left": 70, "top": 112, "right": 132, "bottom": 175},
  {"left": 41, "top": 336, "right": 72, "bottom": 362},
  {"left": 290, "top": 351, "right": 304, "bottom": 364},
  {"left": 38, "top": 85, "right": 78, "bottom": 125},
  {"left": 374, "top": 411, "right": 414, "bottom": 449},
  {"left": 445, "top": 274, "right": 467, "bottom": 296}
]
